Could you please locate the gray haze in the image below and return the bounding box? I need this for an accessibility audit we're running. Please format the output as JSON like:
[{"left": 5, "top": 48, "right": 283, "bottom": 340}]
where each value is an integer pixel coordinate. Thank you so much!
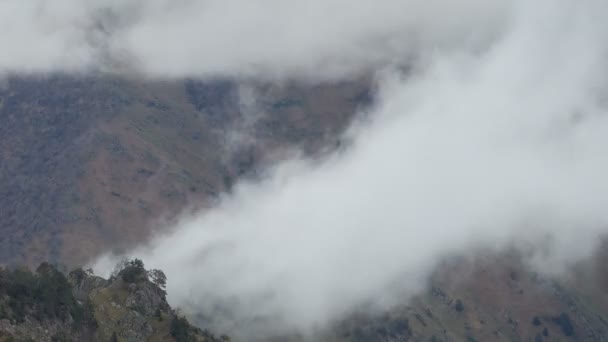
[
  {"left": 0, "top": 0, "right": 509, "bottom": 80},
  {"left": 91, "top": 0, "right": 608, "bottom": 338}
]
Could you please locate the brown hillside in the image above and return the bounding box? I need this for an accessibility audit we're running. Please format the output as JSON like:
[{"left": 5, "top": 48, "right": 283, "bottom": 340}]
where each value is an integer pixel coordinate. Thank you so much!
[{"left": 0, "top": 75, "right": 370, "bottom": 268}]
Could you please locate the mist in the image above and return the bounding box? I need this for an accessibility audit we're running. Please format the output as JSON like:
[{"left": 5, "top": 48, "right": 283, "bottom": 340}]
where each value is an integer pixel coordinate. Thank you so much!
[
  {"left": 87, "top": 0, "right": 608, "bottom": 338},
  {"left": 0, "top": 0, "right": 510, "bottom": 80}
]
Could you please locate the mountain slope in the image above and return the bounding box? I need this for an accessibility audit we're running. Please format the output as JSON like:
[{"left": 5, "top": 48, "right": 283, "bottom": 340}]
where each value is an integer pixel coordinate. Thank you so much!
[
  {"left": 0, "top": 260, "right": 223, "bottom": 342},
  {"left": 0, "top": 75, "right": 370, "bottom": 268},
  {"left": 326, "top": 253, "right": 608, "bottom": 342}
]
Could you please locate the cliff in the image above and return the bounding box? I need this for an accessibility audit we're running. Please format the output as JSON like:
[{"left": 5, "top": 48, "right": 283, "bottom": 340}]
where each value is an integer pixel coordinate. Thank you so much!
[{"left": 0, "top": 260, "right": 224, "bottom": 342}]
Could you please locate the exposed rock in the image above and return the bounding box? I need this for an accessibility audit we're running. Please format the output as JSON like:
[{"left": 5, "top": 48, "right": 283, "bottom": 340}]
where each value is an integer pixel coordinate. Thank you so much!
[
  {"left": 117, "top": 311, "right": 153, "bottom": 342},
  {"left": 125, "top": 281, "right": 170, "bottom": 317},
  {"left": 68, "top": 269, "right": 109, "bottom": 302},
  {"left": 0, "top": 261, "right": 223, "bottom": 342}
]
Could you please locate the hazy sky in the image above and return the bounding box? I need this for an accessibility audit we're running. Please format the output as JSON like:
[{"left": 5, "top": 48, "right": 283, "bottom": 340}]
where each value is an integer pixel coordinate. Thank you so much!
[{"left": 84, "top": 0, "right": 608, "bottom": 339}]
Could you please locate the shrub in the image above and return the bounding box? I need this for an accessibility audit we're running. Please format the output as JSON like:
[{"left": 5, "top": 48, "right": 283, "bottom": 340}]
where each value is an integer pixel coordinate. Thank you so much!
[
  {"left": 1, "top": 263, "right": 85, "bottom": 325},
  {"left": 118, "top": 259, "right": 147, "bottom": 283},
  {"left": 552, "top": 313, "right": 574, "bottom": 336},
  {"left": 454, "top": 299, "right": 464, "bottom": 312},
  {"left": 34, "top": 262, "right": 75, "bottom": 321},
  {"left": 171, "top": 314, "right": 194, "bottom": 342}
]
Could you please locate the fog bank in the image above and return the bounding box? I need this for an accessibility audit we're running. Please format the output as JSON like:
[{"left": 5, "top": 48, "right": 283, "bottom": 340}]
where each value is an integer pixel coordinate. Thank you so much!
[
  {"left": 1, "top": 0, "right": 509, "bottom": 80},
  {"left": 89, "top": 0, "right": 608, "bottom": 338}
]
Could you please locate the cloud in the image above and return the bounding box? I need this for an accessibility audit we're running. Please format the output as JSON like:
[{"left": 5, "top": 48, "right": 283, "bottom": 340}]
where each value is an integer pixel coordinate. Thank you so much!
[
  {"left": 0, "top": 0, "right": 510, "bottom": 79},
  {"left": 92, "top": 0, "right": 608, "bottom": 338}
]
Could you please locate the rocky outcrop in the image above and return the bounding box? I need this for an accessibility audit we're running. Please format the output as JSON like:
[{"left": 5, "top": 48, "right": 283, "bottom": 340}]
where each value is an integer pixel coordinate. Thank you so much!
[
  {"left": 0, "top": 262, "right": 224, "bottom": 342},
  {"left": 84, "top": 267, "right": 222, "bottom": 342},
  {"left": 125, "top": 281, "right": 171, "bottom": 318},
  {"left": 69, "top": 269, "right": 109, "bottom": 302}
]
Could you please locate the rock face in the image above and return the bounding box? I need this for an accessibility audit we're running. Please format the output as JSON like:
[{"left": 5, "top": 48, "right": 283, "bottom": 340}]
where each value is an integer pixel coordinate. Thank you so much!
[
  {"left": 308, "top": 253, "right": 608, "bottom": 342},
  {"left": 0, "top": 317, "right": 87, "bottom": 342},
  {"left": 69, "top": 270, "right": 109, "bottom": 302},
  {"left": 80, "top": 264, "right": 223, "bottom": 342},
  {"left": 124, "top": 281, "right": 171, "bottom": 318},
  {"left": 0, "top": 262, "right": 224, "bottom": 342}
]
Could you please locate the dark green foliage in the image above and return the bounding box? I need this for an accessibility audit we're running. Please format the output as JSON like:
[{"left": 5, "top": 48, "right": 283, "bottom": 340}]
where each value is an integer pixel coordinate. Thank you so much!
[
  {"left": 4, "top": 268, "right": 36, "bottom": 322},
  {"left": 171, "top": 314, "right": 194, "bottom": 342},
  {"left": 543, "top": 327, "right": 549, "bottom": 336},
  {"left": 5, "top": 267, "right": 36, "bottom": 322},
  {"left": 0, "top": 260, "right": 222, "bottom": 342},
  {"left": 118, "top": 259, "right": 147, "bottom": 283},
  {"left": 0, "top": 263, "right": 86, "bottom": 326},
  {"left": 551, "top": 313, "right": 574, "bottom": 336},
  {"left": 532, "top": 316, "right": 542, "bottom": 326},
  {"left": 33, "top": 263, "right": 75, "bottom": 321},
  {"left": 73, "top": 298, "right": 97, "bottom": 330},
  {"left": 0, "top": 304, "right": 9, "bottom": 320}
]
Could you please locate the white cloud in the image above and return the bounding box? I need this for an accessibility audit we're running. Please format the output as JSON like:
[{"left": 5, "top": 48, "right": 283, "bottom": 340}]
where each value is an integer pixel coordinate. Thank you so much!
[
  {"left": 0, "top": 0, "right": 510, "bottom": 79},
  {"left": 93, "top": 0, "right": 608, "bottom": 339}
]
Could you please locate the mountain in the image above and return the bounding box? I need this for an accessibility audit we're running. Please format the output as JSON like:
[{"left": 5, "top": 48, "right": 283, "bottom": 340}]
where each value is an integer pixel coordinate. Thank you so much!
[
  {"left": 2, "top": 251, "right": 608, "bottom": 342},
  {"left": 320, "top": 251, "right": 608, "bottom": 342},
  {"left": 0, "top": 75, "right": 370, "bottom": 268},
  {"left": 2, "top": 74, "right": 608, "bottom": 342},
  {"left": 0, "top": 259, "right": 224, "bottom": 342}
]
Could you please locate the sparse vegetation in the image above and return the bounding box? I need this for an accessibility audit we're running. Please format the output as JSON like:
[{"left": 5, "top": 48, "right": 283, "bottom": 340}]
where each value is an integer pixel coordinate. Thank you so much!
[
  {"left": 551, "top": 313, "right": 574, "bottom": 336},
  {"left": 454, "top": 299, "right": 464, "bottom": 312},
  {"left": 0, "top": 259, "right": 223, "bottom": 342},
  {"left": 171, "top": 314, "right": 195, "bottom": 342}
]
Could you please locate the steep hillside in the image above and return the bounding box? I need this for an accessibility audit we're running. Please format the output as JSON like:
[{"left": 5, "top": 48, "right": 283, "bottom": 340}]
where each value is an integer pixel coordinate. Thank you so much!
[
  {"left": 3, "top": 253, "right": 608, "bottom": 342},
  {"left": 0, "top": 260, "right": 223, "bottom": 342},
  {"left": 323, "top": 253, "right": 608, "bottom": 342},
  {"left": 242, "top": 251, "right": 607, "bottom": 342},
  {"left": 0, "top": 75, "right": 369, "bottom": 268},
  {"left": 3, "top": 75, "right": 608, "bottom": 342}
]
